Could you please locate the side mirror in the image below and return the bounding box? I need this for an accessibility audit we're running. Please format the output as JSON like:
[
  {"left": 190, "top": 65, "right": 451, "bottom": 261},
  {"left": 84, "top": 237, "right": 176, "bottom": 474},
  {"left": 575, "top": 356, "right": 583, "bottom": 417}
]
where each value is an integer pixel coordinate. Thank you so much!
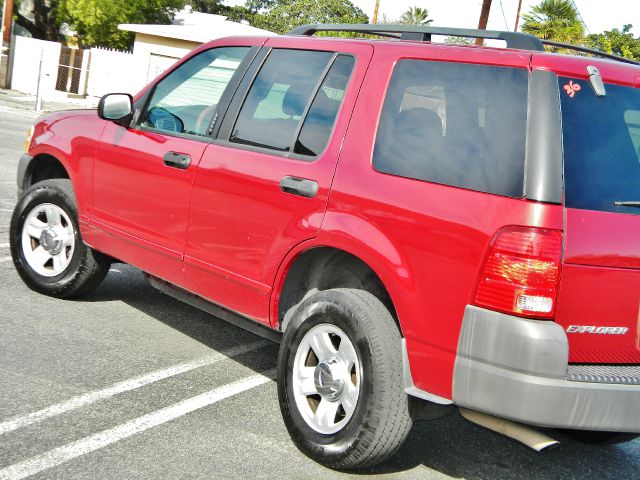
[{"left": 98, "top": 93, "right": 133, "bottom": 126}]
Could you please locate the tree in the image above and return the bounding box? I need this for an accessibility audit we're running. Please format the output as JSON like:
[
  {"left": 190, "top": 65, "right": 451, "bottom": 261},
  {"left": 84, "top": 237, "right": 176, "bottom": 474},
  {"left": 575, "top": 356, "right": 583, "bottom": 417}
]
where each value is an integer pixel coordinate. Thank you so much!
[
  {"left": 14, "top": 0, "right": 62, "bottom": 41},
  {"left": 187, "top": 0, "right": 255, "bottom": 23},
  {"left": 254, "top": 0, "right": 368, "bottom": 35},
  {"left": 58, "top": 0, "right": 185, "bottom": 49},
  {"left": 398, "top": 6, "right": 432, "bottom": 25},
  {"left": 521, "top": 0, "right": 584, "bottom": 44},
  {"left": 444, "top": 36, "right": 473, "bottom": 45},
  {"left": 585, "top": 24, "right": 640, "bottom": 61}
]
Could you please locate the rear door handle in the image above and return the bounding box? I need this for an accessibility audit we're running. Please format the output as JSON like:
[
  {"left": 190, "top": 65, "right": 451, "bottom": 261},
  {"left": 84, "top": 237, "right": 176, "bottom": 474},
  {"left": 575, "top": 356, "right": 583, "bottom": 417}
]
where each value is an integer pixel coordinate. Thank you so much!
[
  {"left": 280, "top": 176, "right": 319, "bottom": 198},
  {"left": 163, "top": 151, "right": 191, "bottom": 170}
]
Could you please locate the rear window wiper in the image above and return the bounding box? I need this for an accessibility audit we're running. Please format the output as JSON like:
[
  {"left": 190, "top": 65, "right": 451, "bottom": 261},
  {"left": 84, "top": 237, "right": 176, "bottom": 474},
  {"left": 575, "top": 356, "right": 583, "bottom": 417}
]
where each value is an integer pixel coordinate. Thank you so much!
[{"left": 614, "top": 201, "right": 640, "bottom": 208}]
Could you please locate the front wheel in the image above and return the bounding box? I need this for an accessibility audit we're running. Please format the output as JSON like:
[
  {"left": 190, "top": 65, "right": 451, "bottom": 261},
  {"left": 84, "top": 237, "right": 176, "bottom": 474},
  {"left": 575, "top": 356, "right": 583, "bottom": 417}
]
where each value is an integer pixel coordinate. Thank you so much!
[
  {"left": 277, "top": 288, "right": 412, "bottom": 470},
  {"left": 10, "top": 179, "right": 110, "bottom": 298}
]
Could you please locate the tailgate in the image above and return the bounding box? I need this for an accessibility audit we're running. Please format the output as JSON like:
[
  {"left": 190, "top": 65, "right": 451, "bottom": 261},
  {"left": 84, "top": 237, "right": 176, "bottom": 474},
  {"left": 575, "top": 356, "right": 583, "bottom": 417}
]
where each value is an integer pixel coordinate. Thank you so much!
[{"left": 554, "top": 72, "right": 640, "bottom": 364}]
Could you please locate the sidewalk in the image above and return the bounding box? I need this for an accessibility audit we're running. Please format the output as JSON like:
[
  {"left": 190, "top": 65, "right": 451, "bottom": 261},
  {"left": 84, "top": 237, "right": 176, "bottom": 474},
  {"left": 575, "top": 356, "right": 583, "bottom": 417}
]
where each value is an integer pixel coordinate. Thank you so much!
[{"left": 0, "top": 89, "right": 98, "bottom": 114}]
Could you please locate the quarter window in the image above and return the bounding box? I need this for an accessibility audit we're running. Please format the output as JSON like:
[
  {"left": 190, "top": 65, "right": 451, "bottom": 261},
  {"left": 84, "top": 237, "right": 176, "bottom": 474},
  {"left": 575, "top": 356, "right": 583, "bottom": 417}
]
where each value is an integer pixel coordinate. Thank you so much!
[
  {"left": 295, "top": 55, "right": 355, "bottom": 157},
  {"left": 141, "top": 47, "right": 250, "bottom": 137},
  {"left": 373, "top": 60, "right": 529, "bottom": 197}
]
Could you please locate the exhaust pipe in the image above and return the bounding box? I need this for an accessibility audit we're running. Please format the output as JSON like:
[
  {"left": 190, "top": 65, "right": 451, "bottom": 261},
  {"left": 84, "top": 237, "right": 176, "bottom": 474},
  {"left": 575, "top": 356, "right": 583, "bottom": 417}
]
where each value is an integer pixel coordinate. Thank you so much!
[{"left": 459, "top": 408, "right": 559, "bottom": 452}]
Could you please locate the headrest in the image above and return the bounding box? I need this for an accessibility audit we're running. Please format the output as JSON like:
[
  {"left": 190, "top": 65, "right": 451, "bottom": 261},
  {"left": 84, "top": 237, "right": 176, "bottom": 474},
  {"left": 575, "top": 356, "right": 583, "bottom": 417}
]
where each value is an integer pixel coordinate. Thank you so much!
[
  {"left": 282, "top": 85, "right": 311, "bottom": 117},
  {"left": 396, "top": 108, "right": 443, "bottom": 137}
]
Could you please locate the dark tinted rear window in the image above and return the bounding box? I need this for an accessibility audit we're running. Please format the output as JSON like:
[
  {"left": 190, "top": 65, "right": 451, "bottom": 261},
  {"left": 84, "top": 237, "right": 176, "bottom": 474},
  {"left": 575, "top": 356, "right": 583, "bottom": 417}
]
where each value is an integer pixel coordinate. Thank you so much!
[
  {"left": 373, "top": 60, "right": 529, "bottom": 197},
  {"left": 561, "top": 78, "right": 640, "bottom": 215}
]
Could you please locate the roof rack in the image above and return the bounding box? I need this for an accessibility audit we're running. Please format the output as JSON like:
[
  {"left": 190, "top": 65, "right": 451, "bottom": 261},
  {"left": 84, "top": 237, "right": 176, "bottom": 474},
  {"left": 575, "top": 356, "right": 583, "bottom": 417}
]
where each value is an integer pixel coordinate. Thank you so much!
[
  {"left": 287, "top": 24, "right": 640, "bottom": 66},
  {"left": 540, "top": 40, "right": 640, "bottom": 65},
  {"left": 287, "top": 24, "right": 545, "bottom": 51}
]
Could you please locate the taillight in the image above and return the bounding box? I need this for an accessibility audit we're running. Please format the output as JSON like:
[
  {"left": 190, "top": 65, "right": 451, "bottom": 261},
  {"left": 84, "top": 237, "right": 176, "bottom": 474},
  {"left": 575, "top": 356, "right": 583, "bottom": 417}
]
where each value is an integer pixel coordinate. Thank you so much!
[{"left": 474, "top": 226, "right": 563, "bottom": 319}]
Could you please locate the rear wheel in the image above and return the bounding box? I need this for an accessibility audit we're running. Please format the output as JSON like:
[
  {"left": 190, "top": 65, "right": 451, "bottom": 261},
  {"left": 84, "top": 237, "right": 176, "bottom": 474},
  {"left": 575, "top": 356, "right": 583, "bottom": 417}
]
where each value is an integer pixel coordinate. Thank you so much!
[
  {"left": 277, "top": 288, "right": 412, "bottom": 470},
  {"left": 560, "top": 429, "right": 639, "bottom": 445},
  {"left": 10, "top": 179, "right": 110, "bottom": 298}
]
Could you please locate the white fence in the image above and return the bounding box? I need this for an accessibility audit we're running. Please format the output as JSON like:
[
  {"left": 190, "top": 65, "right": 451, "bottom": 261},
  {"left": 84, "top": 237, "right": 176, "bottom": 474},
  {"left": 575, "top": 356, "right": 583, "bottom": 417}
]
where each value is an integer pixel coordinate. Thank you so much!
[
  {"left": 9, "top": 38, "right": 149, "bottom": 102},
  {"left": 11, "top": 36, "right": 61, "bottom": 99},
  {"left": 87, "top": 47, "right": 145, "bottom": 98}
]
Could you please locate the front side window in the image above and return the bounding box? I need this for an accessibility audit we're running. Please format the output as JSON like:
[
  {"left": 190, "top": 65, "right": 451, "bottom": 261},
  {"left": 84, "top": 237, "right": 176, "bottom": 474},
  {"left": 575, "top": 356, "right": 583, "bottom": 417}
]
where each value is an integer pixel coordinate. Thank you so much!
[
  {"left": 230, "top": 49, "right": 354, "bottom": 157},
  {"left": 373, "top": 60, "right": 529, "bottom": 197},
  {"left": 142, "top": 47, "right": 250, "bottom": 136},
  {"left": 561, "top": 79, "right": 640, "bottom": 215}
]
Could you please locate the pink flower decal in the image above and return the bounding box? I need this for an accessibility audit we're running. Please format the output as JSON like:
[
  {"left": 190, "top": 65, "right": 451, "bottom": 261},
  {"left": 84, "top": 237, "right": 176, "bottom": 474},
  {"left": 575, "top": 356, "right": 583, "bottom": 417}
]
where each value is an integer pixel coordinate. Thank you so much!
[{"left": 563, "top": 81, "right": 581, "bottom": 98}]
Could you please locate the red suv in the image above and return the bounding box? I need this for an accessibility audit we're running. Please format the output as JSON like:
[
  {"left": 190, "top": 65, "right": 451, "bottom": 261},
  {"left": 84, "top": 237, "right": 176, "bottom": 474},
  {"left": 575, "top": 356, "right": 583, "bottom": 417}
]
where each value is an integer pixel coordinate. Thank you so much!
[{"left": 10, "top": 24, "right": 640, "bottom": 469}]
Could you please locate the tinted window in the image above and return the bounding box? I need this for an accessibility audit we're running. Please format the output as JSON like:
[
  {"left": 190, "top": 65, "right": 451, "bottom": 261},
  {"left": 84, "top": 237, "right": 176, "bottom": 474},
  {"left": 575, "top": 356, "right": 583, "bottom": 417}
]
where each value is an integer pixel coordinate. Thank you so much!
[
  {"left": 561, "top": 79, "right": 640, "bottom": 215},
  {"left": 230, "top": 49, "right": 333, "bottom": 152},
  {"left": 142, "top": 47, "right": 250, "bottom": 136},
  {"left": 373, "top": 60, "right": 529, "bottom": 197},
  {"left": 294, "top": 55, "right": 355, "bottom": 157}
]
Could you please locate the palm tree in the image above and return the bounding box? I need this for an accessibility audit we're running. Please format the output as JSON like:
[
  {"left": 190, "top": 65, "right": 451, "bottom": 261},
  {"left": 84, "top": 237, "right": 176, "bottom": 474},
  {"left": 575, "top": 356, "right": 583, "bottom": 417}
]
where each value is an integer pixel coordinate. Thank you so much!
[
  {"left": 521, "top": 0, "right": 584, "bottom": 44},
  {"left": 398, "top": 6, "right": 433, "bottom": 25}
]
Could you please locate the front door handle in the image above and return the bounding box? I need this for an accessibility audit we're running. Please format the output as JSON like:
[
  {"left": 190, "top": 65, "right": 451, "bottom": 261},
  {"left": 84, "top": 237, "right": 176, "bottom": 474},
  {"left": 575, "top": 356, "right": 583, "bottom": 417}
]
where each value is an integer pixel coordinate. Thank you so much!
[
  {"left": 280, "top": 176, "right": 319, "bottom": 198},
  {"left": 163, "top": 151, "right": 191, "bottom": 170}
]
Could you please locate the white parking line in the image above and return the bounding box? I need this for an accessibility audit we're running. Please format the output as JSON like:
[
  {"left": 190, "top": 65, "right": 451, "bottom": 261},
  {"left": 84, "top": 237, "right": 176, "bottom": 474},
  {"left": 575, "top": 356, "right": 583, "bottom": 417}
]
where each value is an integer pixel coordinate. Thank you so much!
[
  {"left": 0, "top": 371, "right": 274, "bottom": 480},
  {"left": 0, "top": 243, "right": 9, "bottom": 248},
  {"left": 0, "top": 256, "right": 11, "bottom": 262},
  {"left": 0, "top": 341, "right": 268, "bottom": 436}
]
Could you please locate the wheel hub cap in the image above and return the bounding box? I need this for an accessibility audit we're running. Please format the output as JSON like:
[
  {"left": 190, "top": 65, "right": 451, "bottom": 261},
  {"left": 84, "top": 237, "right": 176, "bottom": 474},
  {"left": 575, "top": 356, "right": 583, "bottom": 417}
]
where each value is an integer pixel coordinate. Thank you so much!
[
  {"left": 314, "top": 358, "right": 345, "bottom": 401},
  {"left": 292, "top": 323, "right": 361, "bottom": 434},
  {"left": 21, "top": 203, "right": 75, "bottom": 277},
  {"left": 39, "top": 228, "right": 63, "bottom": 255}
]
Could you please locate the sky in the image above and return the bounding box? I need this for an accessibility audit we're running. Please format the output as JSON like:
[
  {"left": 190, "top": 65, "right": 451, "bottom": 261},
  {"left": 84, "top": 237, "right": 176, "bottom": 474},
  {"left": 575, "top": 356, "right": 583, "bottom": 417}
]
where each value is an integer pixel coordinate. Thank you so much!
[{"left": 351, "top": 0, "right": 639, "bottom": 36}]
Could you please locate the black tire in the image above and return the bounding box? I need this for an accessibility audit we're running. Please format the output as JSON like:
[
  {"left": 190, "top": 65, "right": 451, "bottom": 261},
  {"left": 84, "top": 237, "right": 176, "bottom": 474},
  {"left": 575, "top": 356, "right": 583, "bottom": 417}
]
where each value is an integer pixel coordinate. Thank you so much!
[
  {"left": 559, "top": 429, "right": 640, "bottom": 445},
  {"left": 277, "top": 288, "right": 412, "bottom": 470},
  {"left": 10, "top": 179, "right": 110, "bottom": 298}
]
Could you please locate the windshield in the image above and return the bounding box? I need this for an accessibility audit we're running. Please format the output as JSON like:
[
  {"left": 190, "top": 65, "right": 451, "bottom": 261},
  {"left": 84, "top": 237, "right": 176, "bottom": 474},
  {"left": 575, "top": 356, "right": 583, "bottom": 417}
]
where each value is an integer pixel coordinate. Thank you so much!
[{"left": 561, "top": 78, "right": 640, "bottom": 215}]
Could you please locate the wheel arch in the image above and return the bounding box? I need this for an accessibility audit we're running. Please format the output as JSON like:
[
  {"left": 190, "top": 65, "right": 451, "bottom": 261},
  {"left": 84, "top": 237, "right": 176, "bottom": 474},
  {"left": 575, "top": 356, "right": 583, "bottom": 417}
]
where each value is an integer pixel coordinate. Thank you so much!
[
  {"left": 22, "top": 153, "right": 71, "bottom": 191},
  {"left": 272, "top": 221, "right": 414, "bottom": 337}
]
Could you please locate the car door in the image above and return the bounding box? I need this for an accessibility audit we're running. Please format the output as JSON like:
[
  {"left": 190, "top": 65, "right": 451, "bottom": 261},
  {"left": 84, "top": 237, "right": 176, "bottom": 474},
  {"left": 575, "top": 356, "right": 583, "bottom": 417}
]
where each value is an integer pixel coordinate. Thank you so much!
[
  {"left": 182, "top": 38, "right": 374, "bottom": 324},
  {"left": 89, "top": 39, "right": 262, "bottom": 283}
]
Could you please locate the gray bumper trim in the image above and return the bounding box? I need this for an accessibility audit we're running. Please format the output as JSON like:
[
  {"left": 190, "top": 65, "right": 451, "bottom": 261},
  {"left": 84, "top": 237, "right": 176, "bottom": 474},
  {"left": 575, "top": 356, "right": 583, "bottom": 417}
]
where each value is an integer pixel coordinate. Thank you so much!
[
  {"left": 453, "top": 305, "right": 640, "bottom": 432},
  {"left": 17, "top": 153, "right": 33, "bottom": 197}
]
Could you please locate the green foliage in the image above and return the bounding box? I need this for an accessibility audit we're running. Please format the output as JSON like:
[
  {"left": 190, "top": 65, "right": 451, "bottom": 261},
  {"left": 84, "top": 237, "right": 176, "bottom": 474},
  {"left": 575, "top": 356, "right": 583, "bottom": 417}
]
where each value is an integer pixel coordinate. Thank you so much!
[
  {"left": 444, "top": 36, "right": 473, "bottom": 45},
  {"left": 522, "top": 0, "right": 584, "bottom": 44},
  {"left": 398, "top": 6, "right": 432, "bottom": 26},
  {"left": 253, "top": 0, "right": 368, "bottom": 35},
  {"left": 585, "top": 24, "right": 640, "bottom": 61},
  {"left": 187, "top": 0, "right": 255, "bottom": 23},
  {"left": 58, "top": 0, "right": 185, "bottom": 49}
]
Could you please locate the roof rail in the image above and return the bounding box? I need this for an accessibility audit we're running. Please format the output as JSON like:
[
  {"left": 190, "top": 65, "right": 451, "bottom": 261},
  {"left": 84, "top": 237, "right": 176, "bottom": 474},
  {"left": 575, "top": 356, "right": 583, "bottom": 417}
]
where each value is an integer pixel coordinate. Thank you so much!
[
  {"left": 287, "top": 24, "right": 545, "bottom": 52},
  {"left": 540, "top": 40, "right": 640, "bottom": 65}
]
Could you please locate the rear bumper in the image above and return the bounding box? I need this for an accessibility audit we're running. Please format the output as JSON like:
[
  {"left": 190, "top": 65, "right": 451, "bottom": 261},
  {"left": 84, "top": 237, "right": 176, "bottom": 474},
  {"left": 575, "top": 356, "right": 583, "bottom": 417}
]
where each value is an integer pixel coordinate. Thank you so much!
[{"left": 452, "top": 305, "right": 640, "bottom": 432}]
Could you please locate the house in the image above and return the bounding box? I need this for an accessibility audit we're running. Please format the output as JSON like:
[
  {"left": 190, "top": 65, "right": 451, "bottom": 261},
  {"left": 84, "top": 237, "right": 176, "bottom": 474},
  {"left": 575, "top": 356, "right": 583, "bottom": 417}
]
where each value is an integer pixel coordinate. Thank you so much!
[{"left": 119, "top": 7, "right": 275, "bottom": 84}]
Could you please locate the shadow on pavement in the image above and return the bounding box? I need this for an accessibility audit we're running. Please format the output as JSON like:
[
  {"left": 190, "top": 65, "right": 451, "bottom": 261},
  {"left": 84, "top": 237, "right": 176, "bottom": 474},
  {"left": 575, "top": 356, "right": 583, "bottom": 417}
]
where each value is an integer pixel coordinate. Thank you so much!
[
  {"left": 82, "top": 265, "right": 640, "bottom": 480},
  {"left": 81, "top": 264, "right": 280, "bottom": 376}
]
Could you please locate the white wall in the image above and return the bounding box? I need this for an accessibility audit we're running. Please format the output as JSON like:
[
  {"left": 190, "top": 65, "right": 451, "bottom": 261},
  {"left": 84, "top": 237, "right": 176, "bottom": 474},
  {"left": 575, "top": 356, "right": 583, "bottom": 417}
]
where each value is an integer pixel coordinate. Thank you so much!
[
  {"left": 9, "top": 33, "right": 201, "bottom": 102},
  {"left": 131, "top": 34, "right": 198, "bottom": 83},
  {"left": 11, "top": 36, "right": 61, "bottom": 99}
]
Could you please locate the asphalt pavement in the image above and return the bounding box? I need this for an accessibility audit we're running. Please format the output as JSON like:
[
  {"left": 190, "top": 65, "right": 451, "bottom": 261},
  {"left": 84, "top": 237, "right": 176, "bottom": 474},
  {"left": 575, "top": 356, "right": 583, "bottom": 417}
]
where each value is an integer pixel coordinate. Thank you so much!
[{"left": 0, "top": 104, "right": 638, "bottom": 480}]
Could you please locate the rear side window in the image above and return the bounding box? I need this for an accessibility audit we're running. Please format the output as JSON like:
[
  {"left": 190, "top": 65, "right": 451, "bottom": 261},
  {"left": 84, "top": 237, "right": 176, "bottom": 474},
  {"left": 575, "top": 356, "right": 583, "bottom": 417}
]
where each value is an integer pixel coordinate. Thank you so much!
[
  {"left": 561, "top": 79, "right": 640, "bottom": 215},
  {"left": 230, "top": 50, "right": 354, "bottom": 158},
  {"left": 373, "top": 60, "right": 529, "bottom": 197}
]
